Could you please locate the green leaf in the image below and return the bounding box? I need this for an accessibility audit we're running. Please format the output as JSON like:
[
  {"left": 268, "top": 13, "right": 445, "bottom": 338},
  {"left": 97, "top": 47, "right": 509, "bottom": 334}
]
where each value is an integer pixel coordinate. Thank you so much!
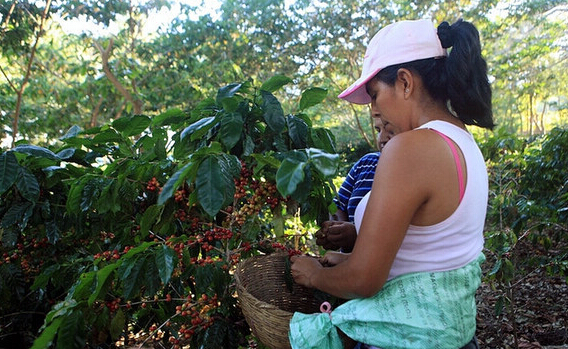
[
  {"left": 195, "top": 264, "right": 214, "bottom": 295},
  {"left": 56, "top": 309, "right": 85, "bottom": 349},
  {"left": 80, "top": 177, "right": 103, "bottom": 212},
  {"left": 1, "top": 201, "right": 33, "bottom": 229},
  {"left": 501, "top": 258, "right": 515, "bottom": 282},
  {"left": 92, "top": 129, "right": 125, "bottom": 144},
  {"left": 140, "top": 204, "right": 163, "bottom": 238},
  {"left": 66, "top": 178, "right": 86, "bottom": 214},
  {"left": 45, "top": 220, "right": 60, "bottom": 244},
  {"left": 243, "top": 135, "right": 255, "bottom": 156},
  {"left": 261, "top": 90, "right": 286, "bottom": 133},
  {"left": 287, "top": 115, "right": 309, "bottom": 148},
  {"left": 216, "top": 83, "right": 243, "bottom": 105},
  {"left": 276, "top": 158, "right": 306, "bottom": 197},
  {"left": 196, "top": 156, "right": 226, "bottom": 217},
  {"left": 155, "top": 244, "right": 176, "bottom": 285},
  {"left": 88, "top": 263, "right": 120, "bottom": 306},
  {"left": 220, "top": 113, "right": 243, "bottom": 150},
  {"left": 310, "top": 128, "right": 336, "bottom": 153},
  {"left": 307, "top": 148, "right": 339, "bottom": 178},
  {"left": 180, "top": 116, "right": 217, "bottom": 141},
  {"left": 118, "top": 256, "right": 145, "bottom": 299},
  {"left": 113, "top": 115, "right": 151, "bottom": 137},
  {"left": 16, "top": 167, "right": 40, "bottom": 203},
  {"left": 56, "top": 148, "right": 75, "bottom": 160},
  {"left": 152, "top": 108, "right": 186, "bottom": 126},
  {"left": 260, "top": 75, "right": 293, "bottom": 92},
  {"left": 122, "top": 242, "right": 156, "bottom": 259},
  {"left": 489, "top": 259, "right": 502, "bottom": 276},
  {"left": 221, "top": 96, "right": 240, "bottom": 112},
  {"left": 158, "top": 163, "right": 193, "bottom": 205},
  {"left": 0, "top": 151, "right": 20, "bottom": 195},
  {"left": 299, "top": 87, "right": 328, "bottom": 111},
  {"left": 31, "top": 264, "right": 61, "bottom": 291},
  {"left": 30, "top": 317, "right": 63, "bottom": 349},
  {"left": 69, "top": 271, "right": 95, "bottom": 301},
  {"left": 251, "top": 153, "right": 281, "bottom": 172},
  {"left": 109, "top": 309, "right": 126, "bottom": 340},
  {"left": 59, "top": 125, "right": 82, "bottom": 140},
  {"left": 12, "top": 145, "right": 59, "bottom": 160},
  {"left": 143, "top": 258, "right": 161, "bottom": 296},
  {"left": 217, "top": 153, "right": 242, "bottom": 179}
]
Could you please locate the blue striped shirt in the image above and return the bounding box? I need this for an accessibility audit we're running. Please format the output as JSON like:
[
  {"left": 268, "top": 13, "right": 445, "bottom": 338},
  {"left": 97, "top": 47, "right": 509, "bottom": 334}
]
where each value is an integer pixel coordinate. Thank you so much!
[{"left": 333, "top": 152, "right": 380, "bottom": 222}]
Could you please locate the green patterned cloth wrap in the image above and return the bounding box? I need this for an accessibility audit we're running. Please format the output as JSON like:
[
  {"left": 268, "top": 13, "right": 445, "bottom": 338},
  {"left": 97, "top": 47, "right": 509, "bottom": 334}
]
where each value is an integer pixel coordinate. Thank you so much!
[{"left": 289, "top": 253, "right": 485, "bottom": 349}]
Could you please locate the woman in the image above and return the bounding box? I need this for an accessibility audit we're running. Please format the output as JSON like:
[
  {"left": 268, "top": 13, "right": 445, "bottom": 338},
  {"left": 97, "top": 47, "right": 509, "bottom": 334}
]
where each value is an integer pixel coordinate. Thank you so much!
[{"left": 289, "top": 18, "right": 494, "bottom": 349}]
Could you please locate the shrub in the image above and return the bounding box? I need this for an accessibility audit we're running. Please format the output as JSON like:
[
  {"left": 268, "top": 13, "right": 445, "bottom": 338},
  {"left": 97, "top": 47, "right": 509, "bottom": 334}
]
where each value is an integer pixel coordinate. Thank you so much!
[{"left": 0, "top": 77, "right": 339, "bottom": 348}]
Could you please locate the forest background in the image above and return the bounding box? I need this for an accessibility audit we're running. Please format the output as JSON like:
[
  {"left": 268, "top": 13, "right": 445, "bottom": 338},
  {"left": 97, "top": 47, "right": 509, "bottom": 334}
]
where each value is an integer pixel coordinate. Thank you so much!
[
  {"left": 1, "top": 0, "right": 568, "bottom": 348},
  {"left": 2, "top": 0, "right": 567, "bottom": 152}
]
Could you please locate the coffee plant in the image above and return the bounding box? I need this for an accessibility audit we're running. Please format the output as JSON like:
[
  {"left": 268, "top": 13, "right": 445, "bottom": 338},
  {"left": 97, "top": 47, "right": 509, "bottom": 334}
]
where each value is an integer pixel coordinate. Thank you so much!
[
  {"left": 480, "top": 127, "right": 568, "bottom": 343},
  {"left": 0, "top": 76, "right": 339, "bottom": 348}
]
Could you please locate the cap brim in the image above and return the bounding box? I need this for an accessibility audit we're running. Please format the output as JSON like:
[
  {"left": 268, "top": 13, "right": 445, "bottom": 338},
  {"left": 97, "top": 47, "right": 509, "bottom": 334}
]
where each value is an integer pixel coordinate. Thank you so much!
[{"left": 338, "top": 68, "right": 380, "bottom": 105}]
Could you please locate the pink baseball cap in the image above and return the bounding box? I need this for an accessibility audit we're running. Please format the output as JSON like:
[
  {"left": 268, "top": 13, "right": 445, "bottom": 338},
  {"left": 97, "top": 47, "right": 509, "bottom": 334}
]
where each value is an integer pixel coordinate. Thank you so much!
[{"left": 338, "top": 19, "right": 447, "bottom": 104}]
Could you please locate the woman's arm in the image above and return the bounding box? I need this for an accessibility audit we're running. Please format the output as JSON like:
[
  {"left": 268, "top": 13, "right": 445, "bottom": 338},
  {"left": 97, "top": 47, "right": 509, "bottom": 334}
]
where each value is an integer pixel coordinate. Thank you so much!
[{"left": 291, "top": 131, "right": 436, "bottom": 299}]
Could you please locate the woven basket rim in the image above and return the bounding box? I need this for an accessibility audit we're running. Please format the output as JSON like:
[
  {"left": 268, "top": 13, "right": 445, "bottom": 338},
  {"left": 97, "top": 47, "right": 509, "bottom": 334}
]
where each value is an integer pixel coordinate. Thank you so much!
[{"left": 235, "top": 253, "right": 319, "bottom": 349}]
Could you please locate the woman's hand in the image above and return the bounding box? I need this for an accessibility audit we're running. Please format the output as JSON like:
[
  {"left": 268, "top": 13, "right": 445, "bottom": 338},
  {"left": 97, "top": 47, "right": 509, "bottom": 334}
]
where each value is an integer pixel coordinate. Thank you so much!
[{"left": 290, "top": 255, "right": 323, "bottom": 288}]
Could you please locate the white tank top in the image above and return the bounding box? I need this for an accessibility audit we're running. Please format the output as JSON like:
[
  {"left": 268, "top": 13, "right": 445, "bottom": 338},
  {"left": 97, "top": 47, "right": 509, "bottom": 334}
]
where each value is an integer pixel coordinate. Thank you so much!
[{"left": 354, "top": 120, "right": 487, "bottom": 280}]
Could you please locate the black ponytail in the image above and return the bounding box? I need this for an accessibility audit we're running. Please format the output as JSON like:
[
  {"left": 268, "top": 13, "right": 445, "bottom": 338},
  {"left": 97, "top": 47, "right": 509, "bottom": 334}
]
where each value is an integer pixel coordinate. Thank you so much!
[
  {"left": 375, "top": 19, "right": 495, "bottom": 130},
  {"left": 441, "top": 19, "right": 494, "bottom": 129}
]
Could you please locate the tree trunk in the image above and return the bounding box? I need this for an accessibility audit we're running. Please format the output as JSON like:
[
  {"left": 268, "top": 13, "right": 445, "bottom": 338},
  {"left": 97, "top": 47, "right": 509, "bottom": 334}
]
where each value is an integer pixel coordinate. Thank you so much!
[{"left": 8, "top": 0, "right": 52, "bottom": 147}]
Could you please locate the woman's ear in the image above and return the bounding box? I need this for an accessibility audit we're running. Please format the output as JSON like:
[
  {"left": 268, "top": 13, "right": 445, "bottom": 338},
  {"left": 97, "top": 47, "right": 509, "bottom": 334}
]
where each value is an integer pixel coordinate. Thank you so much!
[{"left": 396, "top": 68, "right": 414, "bottom": 99}]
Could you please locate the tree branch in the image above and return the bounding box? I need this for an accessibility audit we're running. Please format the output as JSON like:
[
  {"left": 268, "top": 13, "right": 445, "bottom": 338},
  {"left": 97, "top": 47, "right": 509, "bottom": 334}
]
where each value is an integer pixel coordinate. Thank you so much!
[{"left": 93, "top": 38, "right": 144, "bottom": 116}]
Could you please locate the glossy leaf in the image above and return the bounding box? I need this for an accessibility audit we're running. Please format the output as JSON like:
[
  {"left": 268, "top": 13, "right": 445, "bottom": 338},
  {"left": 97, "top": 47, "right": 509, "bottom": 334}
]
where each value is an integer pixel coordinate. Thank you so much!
[
  {"left": 0, "top": 151, "right": 19, "bottom": 195},
  {"left": 56, "top": 148, "right": 76, "bottom": 160},
  {"left": 109, "top": 309, "right": 125, "bottom": 340},
  {"left": 16, "top": 167, "right": 40, "bottom": 203},
  {"left": 180, "top": 116, "right": 217, "bottom": 141},
  {"left": 30, "top": 317, "right": 63, "bottom": 349},
  {"left": 260, "top": 75, "right": 293, "bottom": 92},
  {"left": 69, "top": 271, "right": 95, "bottom": 301},
  {"left": 92, "top": 129, "right": 125, "bottom": 144},
  {"left": 276, "top": 158, "right": 306, "bottom": 197},
  {"left": 59, "top": 125, "right": 82, "bottom": 140},
  {"left": 307, "top": 148, "right": 339, "bottom": 178},
  {"left": 155, "top": 244, "right": 176, "bottom": 285},
  {"left": 56, "top": 310, "right": 85, "bottom": 349},
  {"left": 118, "top": 256, "right": 145, "bottom": 299},
  {"left": 13, "top": 145, "right": 59, "bottom": 160},
  {"left": 1, "top": 202, "right": 33, "bottom": 229},
  {"left": 88, "top": 263, "right": 120, "bottom": 306},
  {"left": 220, "top": 112, "right": 243, "bottom": 150},
  {"left": 196, "top": 156, "right": 227, "bottom": 217},
  {"left": 158, "top": 162, "right": 193, "bottom": 205},
  {"left": 299, "top": 87, "right": 327, "bottom": 111},
  {"left": 216, "top": 83, "right": 243, "bottom": 105},
  {"left": 261, "top": 90, "right": 286, "bottom": 133},
  {"left": 112, "top": 115, "right": 151, "bottom": 137},
  {"left": 140, "top": 204, "right": 163, "bottom": 238},
  {"left": 287, "top": 115, "right": 309, "bottom": 148},
  {"left": 152, "top": 108, "right": 186, "bottom": 126}
]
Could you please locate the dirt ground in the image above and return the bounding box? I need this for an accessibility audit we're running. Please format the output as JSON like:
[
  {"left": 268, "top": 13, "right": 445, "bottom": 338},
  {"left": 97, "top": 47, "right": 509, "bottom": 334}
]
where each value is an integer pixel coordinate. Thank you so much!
[{"left": 475, "top": 239, "right": 568, "bottom": 348}]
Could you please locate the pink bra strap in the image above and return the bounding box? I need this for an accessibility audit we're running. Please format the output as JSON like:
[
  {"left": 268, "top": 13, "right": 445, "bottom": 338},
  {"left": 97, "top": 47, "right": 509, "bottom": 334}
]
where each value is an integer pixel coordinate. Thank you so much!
[{"left": 430, "top": 129, "right": 465, "bottom": 203}]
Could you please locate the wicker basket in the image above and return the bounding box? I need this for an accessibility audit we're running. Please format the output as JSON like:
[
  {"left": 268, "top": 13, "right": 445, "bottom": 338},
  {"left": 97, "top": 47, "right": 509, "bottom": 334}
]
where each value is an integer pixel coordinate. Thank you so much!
[{"left": 234, "top": 253, "right": 322, "bottom": 349}]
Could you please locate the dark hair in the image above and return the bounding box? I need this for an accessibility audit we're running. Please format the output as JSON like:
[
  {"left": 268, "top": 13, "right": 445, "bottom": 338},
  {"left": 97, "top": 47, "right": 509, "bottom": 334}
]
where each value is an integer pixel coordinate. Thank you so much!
[{"left": 376, "top": 19, "right": 495, "bottom": 130}]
